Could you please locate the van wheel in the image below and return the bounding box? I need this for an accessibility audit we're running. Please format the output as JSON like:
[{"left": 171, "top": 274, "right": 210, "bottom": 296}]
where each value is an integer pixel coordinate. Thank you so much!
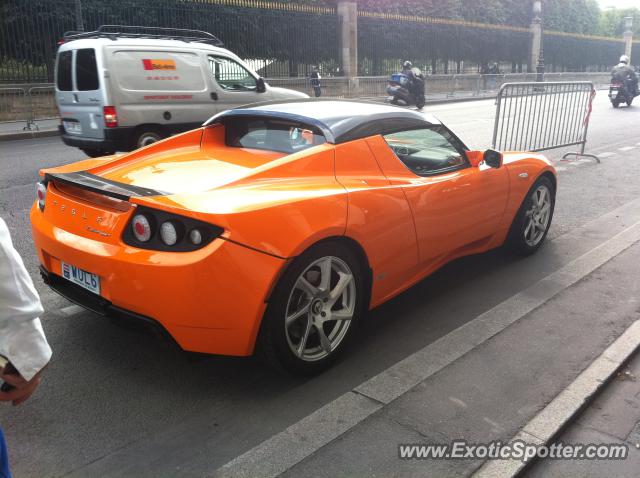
[
  {"left": 133, "top": 129, "right": 164, "bottom": 150},
  {"left": 81, "top": 148, "right": 115, "bottom": 158}
]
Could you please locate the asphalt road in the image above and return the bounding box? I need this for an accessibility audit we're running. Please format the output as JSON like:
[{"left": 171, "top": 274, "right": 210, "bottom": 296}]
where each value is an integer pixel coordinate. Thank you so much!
[{"left": 2, "top": 92, "right": 640, "bottom": 477}]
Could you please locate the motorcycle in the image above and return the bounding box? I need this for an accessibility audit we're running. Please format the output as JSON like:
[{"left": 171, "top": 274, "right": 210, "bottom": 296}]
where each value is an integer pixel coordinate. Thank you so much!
[
  {"left": 609, "top": 78, "right": 637, "bottom": 108},
  {"left": 386, "top": 71, "right": 425, "bottom": 109}
]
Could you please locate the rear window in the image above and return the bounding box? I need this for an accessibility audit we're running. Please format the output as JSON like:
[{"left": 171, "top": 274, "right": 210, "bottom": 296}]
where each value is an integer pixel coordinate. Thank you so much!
[
  {"left": 56, "top": 50, "right": 73, "bottom": 91},
  {"left": 76, "top": 48, "right": 99, "bottom": 91},
  {"left": 225, "top": 118, "right": 326, "bottom": 154}
]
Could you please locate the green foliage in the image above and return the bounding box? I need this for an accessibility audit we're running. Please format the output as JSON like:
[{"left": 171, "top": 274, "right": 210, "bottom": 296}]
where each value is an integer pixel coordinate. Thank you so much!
[{"left": 598, "top": 7, "right": 640, "bottom": 36}]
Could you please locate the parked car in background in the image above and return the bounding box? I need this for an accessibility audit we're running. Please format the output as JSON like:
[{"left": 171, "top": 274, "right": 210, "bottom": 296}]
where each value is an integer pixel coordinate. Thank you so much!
[{"left": 55, "top": 25, "right": 308, "bottom": 157}]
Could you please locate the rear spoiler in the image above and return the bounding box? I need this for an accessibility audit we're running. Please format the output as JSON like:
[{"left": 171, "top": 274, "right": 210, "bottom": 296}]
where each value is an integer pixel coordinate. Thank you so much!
[{"left": 44, "top": 171, "right": 168, "bottom": 201}]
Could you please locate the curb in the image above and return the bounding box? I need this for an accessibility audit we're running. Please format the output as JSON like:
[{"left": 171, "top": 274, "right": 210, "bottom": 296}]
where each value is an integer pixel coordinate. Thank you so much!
[
  {"left": 474, "top": 320, "right": 640, "bottom": 478},
  {"left": 0, "top": 129, "right": 59, "bottom": 142}
]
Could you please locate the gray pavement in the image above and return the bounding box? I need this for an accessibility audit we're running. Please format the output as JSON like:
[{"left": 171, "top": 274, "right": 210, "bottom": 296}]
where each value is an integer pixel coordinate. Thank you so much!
[
  {"left": 1, "top": 92, "right": 640, "bottom": 477},
  {"left": 526, "top": 352, "right": 640, "bottom": 478}
]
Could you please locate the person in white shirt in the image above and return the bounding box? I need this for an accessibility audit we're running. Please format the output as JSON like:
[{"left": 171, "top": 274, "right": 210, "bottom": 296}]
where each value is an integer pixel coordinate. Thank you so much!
[{"left": 0, "top": 216, "right": 52, "bottom": 476}]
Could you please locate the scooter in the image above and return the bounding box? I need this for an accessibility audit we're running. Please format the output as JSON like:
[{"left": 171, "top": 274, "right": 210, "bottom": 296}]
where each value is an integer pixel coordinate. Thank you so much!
[
  {"left": 609, "top": 78, "right": 637, "bottom": 108},
  {"left": 386, "top": 72, "right": 425, "bottom": 109}
]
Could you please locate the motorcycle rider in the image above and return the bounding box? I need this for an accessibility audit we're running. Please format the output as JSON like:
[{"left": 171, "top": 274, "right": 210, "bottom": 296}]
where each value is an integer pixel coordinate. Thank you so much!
[
  {"left": 611, "top": 55, "right": 638, "bottom": 97},
  {"left": 401, "top": 61, "right": 425, "bottom": 108}
]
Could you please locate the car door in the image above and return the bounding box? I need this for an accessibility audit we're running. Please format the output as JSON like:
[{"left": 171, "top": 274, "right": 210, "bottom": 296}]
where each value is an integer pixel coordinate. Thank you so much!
[
  {"left": 369, "top": 126, "right": 509, "bottom": 265},
  {"left": 56, "top": 48, "right": 105, "bottom": 141},
  {"left": 207, "top": 55, "right": 264, "bottom": 110}
]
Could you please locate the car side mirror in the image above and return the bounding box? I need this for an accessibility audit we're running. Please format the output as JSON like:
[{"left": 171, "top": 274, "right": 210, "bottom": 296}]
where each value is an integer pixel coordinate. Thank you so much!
[
  {"left": 483, "top": 149, "right": 503, "bottom": 168},
  {"left": 466, "top": 150, "right": 483, "bottom": 167},
  {"left": 256, "top": 77, "right": 266, "bottom": 93}
]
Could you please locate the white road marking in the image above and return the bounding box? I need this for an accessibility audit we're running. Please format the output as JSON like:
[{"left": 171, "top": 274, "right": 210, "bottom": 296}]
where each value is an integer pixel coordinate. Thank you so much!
[
  {"left": 598, "top": 152, "right": 616, "bottom": 158},
  {"left": 449, "top": 397, "right": 468, "bottom": 409},
  {"left": 58, "top": 304, "right": 85, "bottom": 317},
  {"left": 618, "top": 146, "right": 636, "bottom": 152},
  {"left": 555, "top": 167, "right": 567, "bottom": 172}
]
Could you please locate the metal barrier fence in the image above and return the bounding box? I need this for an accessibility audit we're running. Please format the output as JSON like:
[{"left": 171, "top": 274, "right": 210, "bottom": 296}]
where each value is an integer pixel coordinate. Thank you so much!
[
  {"left": 492, "top": 82, "right": 599, "bottom": 163},
  {"left": 0, "top": 86, "right": 57, "bottom": 131},
  {"left": 0, "top": 74, "right": 610, "bottom": 134},
  {"left": 265, "top": 72, "right": 611, "bottom": 100}
]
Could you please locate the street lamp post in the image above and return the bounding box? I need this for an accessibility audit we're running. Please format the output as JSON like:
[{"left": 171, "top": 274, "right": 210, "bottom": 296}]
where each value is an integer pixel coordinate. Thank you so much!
[{"left": 532, "top": 0, "right": 545, "bottom": 82}]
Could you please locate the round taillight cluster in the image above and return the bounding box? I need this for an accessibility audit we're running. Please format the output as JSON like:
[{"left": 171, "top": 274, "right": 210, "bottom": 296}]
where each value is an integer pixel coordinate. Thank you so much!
[
  {"left": 126, "top": 208, "right": 218, "bottom": 251},
  {"left": 132, "top": 214, "right": 152, "bottom": 242},
  {"left": 160, "top": 221, "right": 178, "bottom": 246},
  {"left": 36, "top": 182, "right": 47, "bottom": 211}
]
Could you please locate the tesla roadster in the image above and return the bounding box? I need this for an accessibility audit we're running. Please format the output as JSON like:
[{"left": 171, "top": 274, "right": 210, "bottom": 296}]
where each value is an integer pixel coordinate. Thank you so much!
[{"left": 31, "top": 100, "right": 556, "bottom": 373}]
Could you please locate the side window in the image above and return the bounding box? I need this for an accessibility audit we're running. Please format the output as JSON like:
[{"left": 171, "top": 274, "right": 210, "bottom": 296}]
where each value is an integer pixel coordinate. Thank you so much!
[
  {"left": 383, "top": 127, "right": 468, "bottom": 176},
  {"left": 208, "top": 56, "right": 257, "bottom": 91},
  {"left": 76, "top": 48, "right": 99, "bottom": 91},
  {"left": 225, "top": 118, "right": 325, "bottom": 154},
  {"left": 56, "top": 50, "right": 73, "bottom": 91}
]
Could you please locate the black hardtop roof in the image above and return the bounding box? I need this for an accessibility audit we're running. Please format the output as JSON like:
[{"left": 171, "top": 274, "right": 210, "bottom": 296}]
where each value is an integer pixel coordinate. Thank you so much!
[{"left": 204, "top": 99, "right": 441, "bottom": 144}]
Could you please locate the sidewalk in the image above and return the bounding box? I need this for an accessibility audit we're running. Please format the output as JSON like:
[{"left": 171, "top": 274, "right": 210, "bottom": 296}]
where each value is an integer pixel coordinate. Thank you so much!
[
  {"left": 0, "top": 118, "right": 58, "bottom": 140},
  {"left": 526, "top": 352, "right": 640, "bottom": 477},
  {"left": 214, "top": 206, "right": 640, "bottom": 478}
]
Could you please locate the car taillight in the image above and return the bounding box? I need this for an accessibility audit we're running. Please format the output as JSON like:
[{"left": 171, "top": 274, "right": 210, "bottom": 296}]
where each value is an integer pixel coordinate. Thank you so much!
[
  {"left": 132, "top": 214, "right": 153, "bottom": 242},
  {"left": 103, "top": 106, "right": 118, "bottom": 128},
  {"left": 36, "top": 182, "right": 47, "bottom": 211},
  {"left": 124, "top": 207, "right": 222, "bottom": 252}
]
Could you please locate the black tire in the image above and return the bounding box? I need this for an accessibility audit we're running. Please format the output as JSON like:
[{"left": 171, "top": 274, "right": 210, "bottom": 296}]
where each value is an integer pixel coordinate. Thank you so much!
[
  {"left": 415, "top": 95, "right": 426, "bottom": 110},
  {"left": 627, "top": 98, "right": 633, "bottom": 107},
  {"left": 612, "top": 100, "right": 620, "bottom": 108},
  {"left": 81, "top": 148, "right": 115, "bottom": 158},
  {"left": 507, "top": 175, "right": 555, "bottom": 256},
  {"left": 132, "top": 128, "right": 164, "bottom": 150},
  {"left": 257, "top": 241, "right": 366, "bottom": 375}
]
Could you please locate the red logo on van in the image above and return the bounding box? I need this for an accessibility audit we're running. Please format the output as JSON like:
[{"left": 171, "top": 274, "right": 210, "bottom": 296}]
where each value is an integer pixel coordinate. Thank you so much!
[{"left": 142, "top": 59, "right": 176, "bottom": 70}]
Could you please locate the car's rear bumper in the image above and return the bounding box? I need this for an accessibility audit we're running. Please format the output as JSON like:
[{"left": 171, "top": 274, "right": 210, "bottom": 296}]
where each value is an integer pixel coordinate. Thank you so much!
[
  {"left": 31, "top": 203, "right": 286, "bottom": 356},
  {"left": 40, "top": 265, "right": 181, "bottom": 346},
  {"left": 60, "top": 126, "right": 133, "bottom": 152}
]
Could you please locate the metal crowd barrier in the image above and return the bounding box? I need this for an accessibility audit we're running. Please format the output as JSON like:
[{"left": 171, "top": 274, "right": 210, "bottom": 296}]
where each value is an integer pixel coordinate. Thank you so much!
[
  {"left": 0, "top": 87, "right": 28, "bottom": 125},
  {"left": 492, "top": 81, "right": 599, "bottom": 163},
  {"left": 26, "top": 85, "right": 57, "bottom": 130}
]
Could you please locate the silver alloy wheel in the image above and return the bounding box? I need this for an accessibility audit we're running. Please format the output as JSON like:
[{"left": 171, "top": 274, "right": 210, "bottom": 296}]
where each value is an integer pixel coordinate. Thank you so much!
[
  {"left": 284, "top": 256, "right": 356, "bottom": 362},
  {"left": 523, "top": 184, "right": 552, "bottom": 247},
  {"left": 138, "top": 132, "right": 161, "bottom": 148}
]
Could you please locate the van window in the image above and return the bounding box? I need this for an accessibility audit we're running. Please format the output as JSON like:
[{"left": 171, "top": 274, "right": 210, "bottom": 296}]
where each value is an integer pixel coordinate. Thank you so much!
[
  {"left": 224, "top": 117, "right": 325, "bottom": 154},
  {"left": 76, "top": 48, "right": 99, "bottom": 91},
  {"left": 208, "top": 56, "right": 257, "bottom": 91},
  {"left": 56, "top": 50, "right": 73, "bottom": 91}
]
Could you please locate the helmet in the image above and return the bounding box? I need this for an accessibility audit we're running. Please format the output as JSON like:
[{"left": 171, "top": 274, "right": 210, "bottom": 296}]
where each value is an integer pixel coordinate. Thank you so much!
[
  {"left": 619, "top": 55, "right": 630, "bottom": 64},
  {"left": 403, "top": 61, "right": 413, "bottom": 69}
]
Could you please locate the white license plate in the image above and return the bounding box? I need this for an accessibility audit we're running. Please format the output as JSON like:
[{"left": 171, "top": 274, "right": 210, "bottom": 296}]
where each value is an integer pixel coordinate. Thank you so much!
[
  {"left": 63, "top": 121, "right": 82, "bottom": 134},
  {"left": 61, "top": 261, "right": 100, "bottom": 294}
]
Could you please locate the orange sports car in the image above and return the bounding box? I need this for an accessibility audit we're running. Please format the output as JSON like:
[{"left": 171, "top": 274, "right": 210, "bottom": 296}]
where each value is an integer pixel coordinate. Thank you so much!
[{"left": 31, "top": 100, "right": 556, "bottom": 373}]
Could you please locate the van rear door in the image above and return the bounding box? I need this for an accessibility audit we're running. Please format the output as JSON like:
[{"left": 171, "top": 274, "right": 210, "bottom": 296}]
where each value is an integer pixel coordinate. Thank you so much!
[{"left": 56, "top": 47, "right": 105, "bottom": 140}]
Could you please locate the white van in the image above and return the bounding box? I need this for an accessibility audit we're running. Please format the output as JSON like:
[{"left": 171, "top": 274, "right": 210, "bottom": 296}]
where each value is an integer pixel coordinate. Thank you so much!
[{"left": 55, "top": 26, "right": 308, "bottom": 157}]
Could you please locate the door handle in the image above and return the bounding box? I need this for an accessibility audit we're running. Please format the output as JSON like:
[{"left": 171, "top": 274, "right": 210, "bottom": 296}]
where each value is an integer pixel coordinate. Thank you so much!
[
  {"left": 73, "top": 93, "right": 79, "bottom": 103},
  {"left": 210, "top": 92, "right": 218, "bottom": 101}
]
